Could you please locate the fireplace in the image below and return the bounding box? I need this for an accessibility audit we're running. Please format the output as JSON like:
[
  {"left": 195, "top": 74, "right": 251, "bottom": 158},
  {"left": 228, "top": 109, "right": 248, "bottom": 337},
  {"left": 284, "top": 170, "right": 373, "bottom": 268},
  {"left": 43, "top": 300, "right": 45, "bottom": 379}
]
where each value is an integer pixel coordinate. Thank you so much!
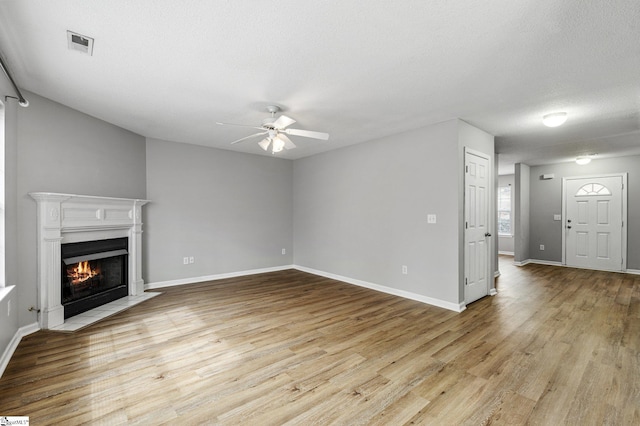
[
  {"left": 61, "top": 237, "right": 129, "bottom": 319},
  {"left": 30, "top": 192, "right": 149, "bottom": 329}
]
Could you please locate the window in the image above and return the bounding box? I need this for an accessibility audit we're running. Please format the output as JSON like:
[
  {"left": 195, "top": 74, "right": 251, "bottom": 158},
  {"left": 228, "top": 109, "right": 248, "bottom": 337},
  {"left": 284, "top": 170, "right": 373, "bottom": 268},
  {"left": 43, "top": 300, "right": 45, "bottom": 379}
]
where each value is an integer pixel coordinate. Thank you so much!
[
  {"left": 0, "top": 102, "right": 4, "bottom": 287},
  {"left": 0, "top": 103, "right": 4, "bottom": 287},
  {"left": 498, "top": 185, "right": 511, "bottom": 235},
  {"left": 576, "top": 183, "right": 611, "bottom": 196}
]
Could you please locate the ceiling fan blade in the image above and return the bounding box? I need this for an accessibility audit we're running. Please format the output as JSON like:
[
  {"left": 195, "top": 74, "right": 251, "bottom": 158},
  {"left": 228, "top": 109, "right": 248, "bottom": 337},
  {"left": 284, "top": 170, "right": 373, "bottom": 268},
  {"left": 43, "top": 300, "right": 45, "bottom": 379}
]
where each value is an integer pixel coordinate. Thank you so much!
[
  {"left": 278, "top": 134, "right": 296, "bottom": 150},
  {"left": 284, "top": 128, "right": 329, "bottom": 140},
  {"left": 272, "top": 115, "right": 296, "bottom": 129},
  {"left": 216, "top": 121, "right": 264, "bottom": 131},
  {"left": 258, "top": 138, "right": 271, "bottom": 151},
  {"left": 230, "top": 131, "right": 268, "bottom": 145}
]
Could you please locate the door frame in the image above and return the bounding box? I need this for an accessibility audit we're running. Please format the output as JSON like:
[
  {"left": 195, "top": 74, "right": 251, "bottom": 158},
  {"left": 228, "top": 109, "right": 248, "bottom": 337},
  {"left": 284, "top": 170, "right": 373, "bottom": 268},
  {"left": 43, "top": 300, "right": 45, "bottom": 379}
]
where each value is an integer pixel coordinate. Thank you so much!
[
  {"left": 561, "top": 173, "right": 627, "bottom": 271},
  {"left": 464, "top": 147, "right": 493, "bottom": 304}
]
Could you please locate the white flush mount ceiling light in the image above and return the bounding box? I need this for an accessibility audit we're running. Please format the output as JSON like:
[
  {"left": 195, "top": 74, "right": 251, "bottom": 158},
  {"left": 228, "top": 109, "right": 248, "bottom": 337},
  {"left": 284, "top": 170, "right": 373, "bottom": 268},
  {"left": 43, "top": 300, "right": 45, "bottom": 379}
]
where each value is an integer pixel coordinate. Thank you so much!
[
  {"left": 576, "top": 156, "right": 592, "bottom": 165},
  {"left": 542, "top": 112, "right": 568, "bottom": 127}
]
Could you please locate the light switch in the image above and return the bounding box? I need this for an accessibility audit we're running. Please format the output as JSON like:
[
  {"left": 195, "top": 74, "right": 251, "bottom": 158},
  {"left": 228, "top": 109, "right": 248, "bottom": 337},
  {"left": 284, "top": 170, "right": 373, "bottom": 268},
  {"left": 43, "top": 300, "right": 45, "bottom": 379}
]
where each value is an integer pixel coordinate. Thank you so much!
[
  {"left": 553, "top": 214, "right": 561, "bottom": 221},
  {"left": 427, "top": 214, "right": 437, "bottom": 224}
]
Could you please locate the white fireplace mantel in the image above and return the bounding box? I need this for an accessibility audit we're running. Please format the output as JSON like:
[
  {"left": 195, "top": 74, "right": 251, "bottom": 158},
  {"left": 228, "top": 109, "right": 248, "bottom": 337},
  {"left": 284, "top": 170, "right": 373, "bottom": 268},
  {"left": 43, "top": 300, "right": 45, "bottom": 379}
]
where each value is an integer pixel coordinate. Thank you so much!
[{"left": 30, "top": 192, "right": 150, "bottom": 329}]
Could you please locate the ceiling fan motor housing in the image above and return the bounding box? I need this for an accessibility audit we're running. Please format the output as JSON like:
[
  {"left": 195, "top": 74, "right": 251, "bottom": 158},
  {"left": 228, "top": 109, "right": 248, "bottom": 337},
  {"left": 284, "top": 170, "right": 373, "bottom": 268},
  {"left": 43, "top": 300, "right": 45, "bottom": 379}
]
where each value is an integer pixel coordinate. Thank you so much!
[
  {"left": 262, "top": 117, "right": 277, "bottom": 128},
  {"left": 262, "top": 105, "right": 282, "bottom": 129}
]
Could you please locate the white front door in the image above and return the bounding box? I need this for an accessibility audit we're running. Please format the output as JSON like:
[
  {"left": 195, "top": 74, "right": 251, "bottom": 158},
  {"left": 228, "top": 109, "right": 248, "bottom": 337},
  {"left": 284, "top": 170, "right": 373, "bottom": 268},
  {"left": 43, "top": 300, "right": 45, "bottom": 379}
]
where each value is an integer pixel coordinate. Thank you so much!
[
  {"left": 564, "top": 174, "right": 626, "bottom": 272},
  {"left": 465, "top": 149, "right": 490, "bottom": 304}
]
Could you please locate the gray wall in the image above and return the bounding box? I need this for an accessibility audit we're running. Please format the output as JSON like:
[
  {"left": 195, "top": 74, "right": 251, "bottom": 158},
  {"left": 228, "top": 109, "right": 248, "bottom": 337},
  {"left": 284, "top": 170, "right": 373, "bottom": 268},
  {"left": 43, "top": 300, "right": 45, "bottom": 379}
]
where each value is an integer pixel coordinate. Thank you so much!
[
  {"left": 528, "top": 156, "right": 640, "bottom": 269},
  {"left": 514, "top": 163, "right": 530, "bottom": 263},
  {"left": 498, "top": 174, "right": 515, "bottom": 254},
  {"left": 294, "top": 119, "right": 494, "bottom": 306},
  {"left": 144, "top": 139, "right": 293, "bottom": 283},
  {"left": 15, "top": 92, "right": 147, "bottom": 327}
]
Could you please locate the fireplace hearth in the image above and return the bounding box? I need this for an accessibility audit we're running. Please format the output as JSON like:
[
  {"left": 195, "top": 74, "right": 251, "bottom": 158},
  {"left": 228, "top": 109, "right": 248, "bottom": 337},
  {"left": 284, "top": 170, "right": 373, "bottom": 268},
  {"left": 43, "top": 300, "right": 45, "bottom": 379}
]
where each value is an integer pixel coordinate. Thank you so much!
[{"left": 61, "top": 237, "right": 129, "bottom": 319}]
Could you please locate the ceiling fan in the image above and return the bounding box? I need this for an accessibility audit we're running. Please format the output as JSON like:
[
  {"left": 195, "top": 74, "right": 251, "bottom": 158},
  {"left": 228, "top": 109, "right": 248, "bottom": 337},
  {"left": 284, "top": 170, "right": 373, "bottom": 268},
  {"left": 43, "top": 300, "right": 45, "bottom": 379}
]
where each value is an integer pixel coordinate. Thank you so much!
[{"left": 216, "top": 105, "right": 329, "bottom": 154}]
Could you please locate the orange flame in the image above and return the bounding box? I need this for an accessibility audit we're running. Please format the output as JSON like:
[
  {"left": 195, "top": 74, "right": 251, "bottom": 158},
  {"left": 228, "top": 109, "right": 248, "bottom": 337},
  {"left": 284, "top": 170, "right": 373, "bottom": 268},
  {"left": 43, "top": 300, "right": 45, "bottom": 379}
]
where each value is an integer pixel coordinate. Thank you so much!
[{"left": 68, "top": 261, "right": 98, "bottom": 284}]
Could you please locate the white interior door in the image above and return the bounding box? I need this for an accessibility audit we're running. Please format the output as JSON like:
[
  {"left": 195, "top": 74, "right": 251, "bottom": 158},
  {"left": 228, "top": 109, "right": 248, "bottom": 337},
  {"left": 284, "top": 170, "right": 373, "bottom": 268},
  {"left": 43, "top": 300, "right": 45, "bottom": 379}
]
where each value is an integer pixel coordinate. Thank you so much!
[
  {"left": 564, "top": 175, "right": 625, "bottom": 272},
  {"left": 465, "top": 150, "right": 490, "bottom": 304}
]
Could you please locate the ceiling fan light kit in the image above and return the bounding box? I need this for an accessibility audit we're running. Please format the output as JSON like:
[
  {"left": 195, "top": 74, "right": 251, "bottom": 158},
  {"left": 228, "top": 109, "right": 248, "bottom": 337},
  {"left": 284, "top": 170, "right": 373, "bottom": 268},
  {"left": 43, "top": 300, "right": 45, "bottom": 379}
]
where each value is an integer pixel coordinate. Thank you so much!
[
  {"left": 217, "top": 105, "right": 329, "bottom": 154},
  {"left": 272, "top": 138, "right": 285, "bottom": 153},
  {"left": 258, "top": 138, "right": 271, "bottom": 151}
]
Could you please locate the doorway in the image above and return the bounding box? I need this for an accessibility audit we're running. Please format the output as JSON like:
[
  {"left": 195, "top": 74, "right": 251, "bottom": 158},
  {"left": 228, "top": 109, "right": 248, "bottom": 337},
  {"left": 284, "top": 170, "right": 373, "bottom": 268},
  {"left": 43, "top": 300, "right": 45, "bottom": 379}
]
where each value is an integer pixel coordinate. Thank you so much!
[
  {"left": 464, "top": 148, "right": 491, "bottom": 304},
  {"left": 562, "top": 174, "right": 627, "bottom": 272}
]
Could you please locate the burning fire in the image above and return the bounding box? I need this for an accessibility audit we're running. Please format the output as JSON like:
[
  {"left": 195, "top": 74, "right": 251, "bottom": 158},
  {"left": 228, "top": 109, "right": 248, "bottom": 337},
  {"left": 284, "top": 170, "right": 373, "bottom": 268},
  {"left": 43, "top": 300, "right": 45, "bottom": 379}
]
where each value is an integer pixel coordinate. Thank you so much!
[{"left": 68, "top": 261, "right": 98, "bottom": 284}]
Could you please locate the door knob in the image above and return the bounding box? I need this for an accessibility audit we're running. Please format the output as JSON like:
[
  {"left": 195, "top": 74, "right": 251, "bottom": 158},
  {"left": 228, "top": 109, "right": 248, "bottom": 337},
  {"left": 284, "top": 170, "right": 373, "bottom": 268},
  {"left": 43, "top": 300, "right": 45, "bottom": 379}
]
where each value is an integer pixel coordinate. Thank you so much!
[{"left": 485, "top": 232, "right": 492, "bottom": 237}]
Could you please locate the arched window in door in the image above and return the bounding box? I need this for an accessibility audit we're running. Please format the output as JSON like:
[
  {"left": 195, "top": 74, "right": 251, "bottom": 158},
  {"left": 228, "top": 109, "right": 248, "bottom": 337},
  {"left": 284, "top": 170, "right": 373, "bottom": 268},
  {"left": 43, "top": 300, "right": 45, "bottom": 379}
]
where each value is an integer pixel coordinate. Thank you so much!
[{"left": 575, "top": 183, "right": 611, "bottom": 196}]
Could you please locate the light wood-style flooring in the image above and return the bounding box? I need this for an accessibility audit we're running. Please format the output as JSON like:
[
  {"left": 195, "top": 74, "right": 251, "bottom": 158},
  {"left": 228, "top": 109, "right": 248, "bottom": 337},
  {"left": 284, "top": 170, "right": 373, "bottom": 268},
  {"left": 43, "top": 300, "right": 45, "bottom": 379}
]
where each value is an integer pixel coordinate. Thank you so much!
[{"left": 1, "top": 257, "right": 639, "bottom": 424}]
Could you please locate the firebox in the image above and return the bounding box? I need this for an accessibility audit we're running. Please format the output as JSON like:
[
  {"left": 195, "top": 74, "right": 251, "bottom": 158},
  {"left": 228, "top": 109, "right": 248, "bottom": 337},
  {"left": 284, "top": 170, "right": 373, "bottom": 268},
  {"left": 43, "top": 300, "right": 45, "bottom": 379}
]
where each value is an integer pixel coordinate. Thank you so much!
[{"left": 61, "top": 237, "right": 129, "bottom": 319}]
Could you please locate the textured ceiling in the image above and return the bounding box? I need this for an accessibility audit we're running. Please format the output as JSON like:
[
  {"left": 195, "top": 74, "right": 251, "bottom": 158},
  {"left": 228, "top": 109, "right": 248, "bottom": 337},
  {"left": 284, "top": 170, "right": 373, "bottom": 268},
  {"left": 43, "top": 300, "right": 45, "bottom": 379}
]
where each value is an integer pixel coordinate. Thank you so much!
[{"left": 0, "top": 0, "right": 639, "bottom": 174}]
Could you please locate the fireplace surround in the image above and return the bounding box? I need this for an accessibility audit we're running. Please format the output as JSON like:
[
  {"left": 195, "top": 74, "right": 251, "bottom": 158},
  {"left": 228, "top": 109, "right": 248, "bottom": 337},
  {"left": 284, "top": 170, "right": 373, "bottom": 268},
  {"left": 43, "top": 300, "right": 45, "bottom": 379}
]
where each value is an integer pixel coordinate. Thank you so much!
[{"left": 30, "top": 193, "right": 149, "bottom": 329}]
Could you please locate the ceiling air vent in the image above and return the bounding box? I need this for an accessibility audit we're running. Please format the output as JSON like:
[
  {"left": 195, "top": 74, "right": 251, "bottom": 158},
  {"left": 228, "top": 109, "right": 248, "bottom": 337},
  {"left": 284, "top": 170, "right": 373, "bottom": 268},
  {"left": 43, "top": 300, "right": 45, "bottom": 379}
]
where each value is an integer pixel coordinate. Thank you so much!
[{"left": 67, "top": 31, "right": 94, "bottom": 56}]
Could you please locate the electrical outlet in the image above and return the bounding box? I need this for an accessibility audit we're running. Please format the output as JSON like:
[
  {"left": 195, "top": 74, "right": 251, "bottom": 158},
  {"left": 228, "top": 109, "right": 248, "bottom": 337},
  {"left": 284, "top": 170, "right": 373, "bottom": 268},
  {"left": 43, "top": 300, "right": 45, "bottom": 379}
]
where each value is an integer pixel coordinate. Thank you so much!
[
  {"left": 540, "top": 245, "right": 545, "bottom": 251},
  {"left": 402, "top": 265, "right": 408, "bottom": 275},
  {"left": 183, "top": 257, "right": 189, "bottom": 265},
  {"left": 427, "top": 214, "right": 437, "bottom": 224},
  {"left": 282, "top": 248, "right": 286, "bottom": 255},
  {"left": 189, "top": 257, "right": 194, "bottom": 264}
]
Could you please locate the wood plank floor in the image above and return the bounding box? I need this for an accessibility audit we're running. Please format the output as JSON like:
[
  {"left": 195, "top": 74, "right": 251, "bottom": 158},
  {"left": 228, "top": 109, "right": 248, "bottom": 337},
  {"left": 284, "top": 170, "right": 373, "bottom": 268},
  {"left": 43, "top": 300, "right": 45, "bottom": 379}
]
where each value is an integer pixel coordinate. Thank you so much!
[{"left": 1, "top": 256, "right": 639, "bottom": 425}]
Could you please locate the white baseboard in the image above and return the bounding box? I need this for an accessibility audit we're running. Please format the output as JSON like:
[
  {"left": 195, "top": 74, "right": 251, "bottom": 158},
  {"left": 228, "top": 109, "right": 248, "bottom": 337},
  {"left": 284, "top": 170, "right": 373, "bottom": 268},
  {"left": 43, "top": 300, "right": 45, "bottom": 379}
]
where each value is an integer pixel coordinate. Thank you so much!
[
  {"left": 514, "top": 259, "right": 640, "bottom": 275},
  {"left": 528, "top": 259, "right": 563, "bottom": 266},
  {"left": 498, "top": 251, "right": 514, "bottom": 256},
  {"left": 147, "top": 264, "right": 466, "bottom": 313},
  {"left": 0, "top": 322, "right": 40, "bottom": 378},
  {"left": 145, "top": 265, "right": 295, "bottom": 290},
  {"left": 293, "top": 265, "right": 465, "bottom": 313},
  {"left": 514, "top": 259, "right": 563, "bottom": 267}
]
